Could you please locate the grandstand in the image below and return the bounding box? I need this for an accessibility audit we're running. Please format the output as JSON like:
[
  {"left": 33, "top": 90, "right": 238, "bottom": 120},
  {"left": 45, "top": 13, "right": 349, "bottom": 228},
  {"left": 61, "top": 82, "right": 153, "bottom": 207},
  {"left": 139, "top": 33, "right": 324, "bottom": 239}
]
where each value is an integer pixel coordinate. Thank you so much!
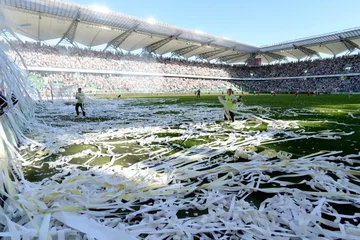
[
  {"left": 2, "top": 41, "right": 359, "bottom": 96},
  {"left": 0, "top": 0, "right": 360, "bottom": 96}
]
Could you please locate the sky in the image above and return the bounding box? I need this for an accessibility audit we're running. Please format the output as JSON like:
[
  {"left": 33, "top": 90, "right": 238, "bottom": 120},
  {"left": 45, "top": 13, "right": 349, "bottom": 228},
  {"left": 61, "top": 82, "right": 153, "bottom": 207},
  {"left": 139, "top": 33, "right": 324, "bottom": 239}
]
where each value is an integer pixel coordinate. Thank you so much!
[{"left": 69, "top": 0, "right": 360, "bottom": 47}]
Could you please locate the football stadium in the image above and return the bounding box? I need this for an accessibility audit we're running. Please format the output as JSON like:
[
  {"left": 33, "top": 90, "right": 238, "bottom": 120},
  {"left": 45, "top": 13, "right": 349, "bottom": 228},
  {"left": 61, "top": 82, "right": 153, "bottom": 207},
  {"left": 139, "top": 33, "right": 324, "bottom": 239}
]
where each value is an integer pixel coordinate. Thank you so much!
[{"left": 1, "top": 0, "right": 360, "bottom": 239}]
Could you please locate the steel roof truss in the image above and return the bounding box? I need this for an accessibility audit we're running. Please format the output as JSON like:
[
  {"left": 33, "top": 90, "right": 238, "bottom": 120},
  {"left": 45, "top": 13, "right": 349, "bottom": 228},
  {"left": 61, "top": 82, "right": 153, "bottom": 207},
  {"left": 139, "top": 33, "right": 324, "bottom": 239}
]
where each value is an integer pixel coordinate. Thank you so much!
[
  {"left": 197, "top": 48, "right": 228, "bottom": 60},
  {"left": 104, "top": 23, "right": 140, "bottom": 51},
  {"left": 261, "top": 54, "right": 270, "bottom": 63},
  {"left": 171, "top": 45, "right": 201, "bottom": 57},
  {"left": 142, "top": 33, "right": 181, "bottom": 53},
  {"left": 339, "top": 36, "right": 360, "bottom": 54},
  {"left": 218, "top": 52, "right": 248, "bottom": 62},
  {"left": 293, "top": 45, "right": 321, "bottom": 59},
  {"left": 172, "top": 39, "right": 215, "bottom": 58},
  {"left": 263, "top": 51, "right": 286, "bottom": 61},
  {"left": 56, "top": 9, "right": 81, "bottom": 46}
]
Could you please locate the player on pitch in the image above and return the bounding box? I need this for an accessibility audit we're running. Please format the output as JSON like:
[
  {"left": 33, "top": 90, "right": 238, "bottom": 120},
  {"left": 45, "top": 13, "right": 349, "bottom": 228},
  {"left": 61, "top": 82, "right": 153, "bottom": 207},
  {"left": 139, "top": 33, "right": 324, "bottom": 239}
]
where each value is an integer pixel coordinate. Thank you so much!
[
  {"left": 220, "top": 88, "right": 238, "bottom": 122},
  {"left": 75, "top": 88, "right": 86, "bottom": 117}
]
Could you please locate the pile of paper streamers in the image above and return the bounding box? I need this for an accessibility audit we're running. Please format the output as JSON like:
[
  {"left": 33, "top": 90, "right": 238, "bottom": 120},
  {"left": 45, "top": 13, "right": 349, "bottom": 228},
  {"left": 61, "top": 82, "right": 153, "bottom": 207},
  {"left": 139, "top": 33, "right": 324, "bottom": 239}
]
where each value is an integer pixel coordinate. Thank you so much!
[{"left": 1, "top": 46, "right": 360, "bottom": 240}]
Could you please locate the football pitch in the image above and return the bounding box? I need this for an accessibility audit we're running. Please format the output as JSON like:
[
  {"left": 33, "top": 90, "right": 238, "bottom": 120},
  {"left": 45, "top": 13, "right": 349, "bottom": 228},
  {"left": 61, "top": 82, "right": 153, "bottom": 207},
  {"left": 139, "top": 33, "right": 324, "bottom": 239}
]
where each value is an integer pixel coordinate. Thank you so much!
[{"left": 20, "top": 93, "right": 360, "bottom": 239}]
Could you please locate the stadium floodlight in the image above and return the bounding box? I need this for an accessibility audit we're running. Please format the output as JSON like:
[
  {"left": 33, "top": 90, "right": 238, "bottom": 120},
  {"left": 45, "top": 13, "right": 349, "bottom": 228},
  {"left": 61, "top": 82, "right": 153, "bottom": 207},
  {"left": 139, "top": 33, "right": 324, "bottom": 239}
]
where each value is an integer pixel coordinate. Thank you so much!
[{"left": 147, "top": 17, "right": 157, "bottom": 24}]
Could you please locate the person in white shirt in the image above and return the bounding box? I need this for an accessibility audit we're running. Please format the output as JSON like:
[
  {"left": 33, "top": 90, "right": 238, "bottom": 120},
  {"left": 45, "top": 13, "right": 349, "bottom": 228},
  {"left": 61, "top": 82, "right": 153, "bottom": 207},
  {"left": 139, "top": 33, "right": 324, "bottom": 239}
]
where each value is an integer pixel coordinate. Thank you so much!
[{"left": 75, "top": 88, "right": 86, "bottom": 117}]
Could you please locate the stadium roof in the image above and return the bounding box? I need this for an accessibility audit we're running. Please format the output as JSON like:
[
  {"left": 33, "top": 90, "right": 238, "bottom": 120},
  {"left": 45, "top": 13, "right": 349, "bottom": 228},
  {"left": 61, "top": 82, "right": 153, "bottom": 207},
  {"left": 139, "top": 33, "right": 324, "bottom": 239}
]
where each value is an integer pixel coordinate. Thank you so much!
[
  {"left": 258, "top": 27, "right": 360, "bottom": 62},
  {"left": 0, "top": 0, "right": 258, "bottom": 63},
  {"left": 0, "top": 0, "right": 360, "bottom": 64}
]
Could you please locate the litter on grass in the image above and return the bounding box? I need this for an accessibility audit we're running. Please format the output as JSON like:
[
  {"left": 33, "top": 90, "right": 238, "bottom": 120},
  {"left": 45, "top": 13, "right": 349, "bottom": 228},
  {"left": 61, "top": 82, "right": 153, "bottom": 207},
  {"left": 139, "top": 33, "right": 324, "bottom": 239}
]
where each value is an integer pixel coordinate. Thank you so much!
[{"left": 1, "top": 45, "right": 360, "bottom": 240}]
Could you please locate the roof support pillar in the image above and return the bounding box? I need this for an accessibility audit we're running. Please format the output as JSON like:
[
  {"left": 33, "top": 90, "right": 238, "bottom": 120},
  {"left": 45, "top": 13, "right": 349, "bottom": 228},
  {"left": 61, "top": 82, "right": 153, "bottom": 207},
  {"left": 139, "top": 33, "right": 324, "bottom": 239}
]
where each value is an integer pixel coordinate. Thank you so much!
[
  {"left": 56, "top": 9, "right": 81, "bottom": 47},
  {"left": 197, "top": 48, "right": 228, "bottom": 61},
  {"left": 293, "top": 45, "right": 321, "bottom": 59},
  {"left": 218, "top": 52, "right": 248, "bottom": 62},
  {"left": 254, "top": 51, "right": 286, "bottom": 63},
  {"left": 142, "top": 33, "right": 181, "bottom": 54},
  {"left": 104, "top": 23, "right": 140, "bottom": 51},
  {"left": 171, "top": 39, "right": 214, "bottom": 58},
  {"left": 263, "top": 51, "right": 287, "bottom": 62},
  {"left": 261, "top": 54, "right": 270, "bottom": 64},
  {"left": 339, "top": 36, "right": 360, "bottom": 55},
  {"left": 171, "top": 45, "right": 201, "bottom": 58},
  {"left": 181, "top": 40, "right": 215, "bottom": 58}
]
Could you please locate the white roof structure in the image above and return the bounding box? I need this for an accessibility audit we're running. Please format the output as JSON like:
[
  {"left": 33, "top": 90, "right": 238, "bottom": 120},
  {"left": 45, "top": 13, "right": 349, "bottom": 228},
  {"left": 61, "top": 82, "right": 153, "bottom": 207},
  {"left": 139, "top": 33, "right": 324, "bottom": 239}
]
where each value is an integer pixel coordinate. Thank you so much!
[
  {"left": 0, "top": 0, "right": 258, "bottom": 63},
  {"left": 257, "top": 28, "right": 360, "bottom": 63},
  {"left": 0, "top": 0, "right": 360, "bottom": 64}
]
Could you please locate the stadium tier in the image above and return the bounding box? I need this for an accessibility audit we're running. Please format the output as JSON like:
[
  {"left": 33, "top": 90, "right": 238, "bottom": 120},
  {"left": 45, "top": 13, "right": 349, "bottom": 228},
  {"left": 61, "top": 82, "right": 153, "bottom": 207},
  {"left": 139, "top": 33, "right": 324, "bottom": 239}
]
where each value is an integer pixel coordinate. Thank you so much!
[
  {"left": 7, "top": 41, "right": 360, "bottom": 78},
  {"left": 29, "top": 73, "right": 239, "bottom": 96},
  {"left": 2, "top": 41, "right": 360, "bottom": 95},
  {"left": 237, "top": 77, "right": 360, "bottom": 93}
]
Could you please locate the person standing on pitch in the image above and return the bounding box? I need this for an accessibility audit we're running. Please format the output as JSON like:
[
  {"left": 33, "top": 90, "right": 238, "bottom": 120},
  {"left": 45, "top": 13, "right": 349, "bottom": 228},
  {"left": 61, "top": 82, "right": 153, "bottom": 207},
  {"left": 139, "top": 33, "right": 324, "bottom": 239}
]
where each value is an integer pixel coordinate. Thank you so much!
[
  {"left": 75, "top": 88, "right": 86, "bottom": 117},
  {"left": 196, "top": 89, "right": 201, "bottom": 98},
  {"left": 221, "top": 88, "right": 237, "bottom": 122}
]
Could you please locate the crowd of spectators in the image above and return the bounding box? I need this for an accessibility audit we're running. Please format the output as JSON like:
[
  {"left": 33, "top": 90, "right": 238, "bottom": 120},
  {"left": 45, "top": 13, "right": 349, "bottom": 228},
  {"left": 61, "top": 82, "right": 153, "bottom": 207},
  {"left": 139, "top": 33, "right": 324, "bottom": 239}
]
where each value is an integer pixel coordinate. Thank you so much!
[
  {"left": 10, "top": 41, "right": 230, "bottom": 77},
  {"left": 236, "top": 56, "right": 360, "bottom": 78},
  {"left": 31, "top": 72, "right": 360, "bottom": 97},
  {"left": 2, "top": 40, "right": 360, "bottom": 95},
  {"left": 7, "top": 41, "right": 360, "bottom": 79},
  {"left": 30, "top": 73, "right": 238, "bottom": 97},
  {"left": 236, "top": 77, "right": 360, "bottom": 93}
]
